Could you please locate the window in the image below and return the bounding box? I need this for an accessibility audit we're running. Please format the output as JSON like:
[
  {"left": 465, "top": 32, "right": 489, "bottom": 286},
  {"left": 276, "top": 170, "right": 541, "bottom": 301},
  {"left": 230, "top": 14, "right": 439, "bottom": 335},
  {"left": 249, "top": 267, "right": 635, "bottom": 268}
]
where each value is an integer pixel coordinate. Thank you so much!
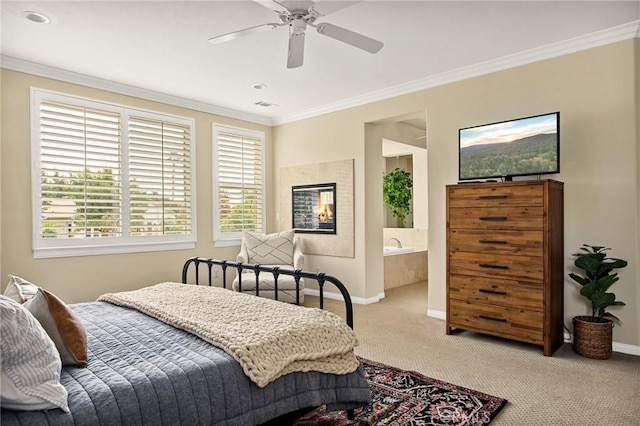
[
  {"left": 212, "top": 124, "right": 265, "bottom": 246},
  {"left": 31, "top": 89, "right": 196, "bottom": 258}
]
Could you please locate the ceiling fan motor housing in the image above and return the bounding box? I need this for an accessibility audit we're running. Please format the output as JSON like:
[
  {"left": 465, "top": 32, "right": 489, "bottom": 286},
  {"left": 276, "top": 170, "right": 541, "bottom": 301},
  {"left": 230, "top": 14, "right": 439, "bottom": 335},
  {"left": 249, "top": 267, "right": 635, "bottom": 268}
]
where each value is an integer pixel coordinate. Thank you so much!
[{"left": 291, "top": 15, "right": 308, "bottom": 34}]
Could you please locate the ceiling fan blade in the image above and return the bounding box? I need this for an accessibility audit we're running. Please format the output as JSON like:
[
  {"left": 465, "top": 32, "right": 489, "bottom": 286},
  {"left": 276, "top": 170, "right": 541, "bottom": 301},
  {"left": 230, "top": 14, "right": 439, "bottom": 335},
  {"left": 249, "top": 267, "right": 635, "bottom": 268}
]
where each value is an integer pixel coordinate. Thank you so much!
[
  {"left": 287, "top": 29, "right": 305, "bottom": 68},
  {"left": 310, "top": 1, "right": 362, "bottom": 17},
  {"left": 315, "top": 22, "right": 383, "bottom": 53},
  {"left": 208, "top": 23, "right": 283, "bottom": 45}
]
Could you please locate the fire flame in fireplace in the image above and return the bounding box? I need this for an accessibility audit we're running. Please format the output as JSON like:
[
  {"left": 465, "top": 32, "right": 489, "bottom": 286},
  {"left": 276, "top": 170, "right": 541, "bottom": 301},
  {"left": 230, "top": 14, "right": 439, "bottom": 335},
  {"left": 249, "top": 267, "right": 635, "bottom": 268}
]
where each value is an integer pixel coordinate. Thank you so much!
[{"left": 315, "top": 203, "right": 333, "bottom": 223}]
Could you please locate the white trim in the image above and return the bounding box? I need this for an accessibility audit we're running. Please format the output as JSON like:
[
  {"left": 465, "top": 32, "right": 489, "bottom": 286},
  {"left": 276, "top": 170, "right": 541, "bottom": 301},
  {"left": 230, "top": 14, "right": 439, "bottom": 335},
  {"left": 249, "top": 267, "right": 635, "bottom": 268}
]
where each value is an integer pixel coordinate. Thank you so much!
[
  {"left": 34, "top": 241, "right": 195, "bottom": 259},
  {"left": 564, "top": 332, "right": 573, "bottom": 343},
  {"left": 3, "top": 21, "right": 638, "bottom": 127},
  {"left": 211, "top": 123, "right": 266, "bottom": 245},
  {"left": 272, "top": 20, "right": 640, "bottom": 125},
  {"left": 427, "top": 309, "right": 446, "bottom": 320},
  {"left": 214, "top": 239, "right": 241, "bottom": 248},
  {"left": 2, "top": 56, "right": 272, "bottom": 126},
  {"left": 612, "top": 342, "right": 640, "bottom": 356},
  {"left": 31, "top": 88, "right": 197, "bottom": 258},
  {"left": 563, "top": 334, "right": 640, "bottom": 356},
  {"left": 304, "top": 288, "right": 383, "bottom": 305}
]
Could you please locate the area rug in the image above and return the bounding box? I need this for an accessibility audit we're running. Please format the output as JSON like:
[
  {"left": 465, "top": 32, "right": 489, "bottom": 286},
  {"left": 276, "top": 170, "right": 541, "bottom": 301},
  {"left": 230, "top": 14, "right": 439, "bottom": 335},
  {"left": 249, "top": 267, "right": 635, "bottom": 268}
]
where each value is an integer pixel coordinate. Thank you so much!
[{"left": 293, "top": 357, "right": 508, "bottom": 425}]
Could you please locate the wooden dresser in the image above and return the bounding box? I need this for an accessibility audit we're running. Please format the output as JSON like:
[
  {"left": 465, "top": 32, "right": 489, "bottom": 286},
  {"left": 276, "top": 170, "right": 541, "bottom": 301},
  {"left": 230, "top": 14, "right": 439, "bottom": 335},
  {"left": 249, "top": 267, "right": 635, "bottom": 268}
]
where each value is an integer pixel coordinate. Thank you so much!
[{"left": 446, "top": 180, "right": 564, "bottom": 356}]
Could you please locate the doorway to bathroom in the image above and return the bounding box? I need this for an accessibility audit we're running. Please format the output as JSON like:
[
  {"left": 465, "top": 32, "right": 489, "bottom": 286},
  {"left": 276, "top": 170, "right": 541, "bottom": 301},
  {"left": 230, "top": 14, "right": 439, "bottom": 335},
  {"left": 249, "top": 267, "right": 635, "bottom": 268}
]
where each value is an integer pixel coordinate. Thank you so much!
[{"left": 381, "top": 113, "right": 428, "bottom": 295}]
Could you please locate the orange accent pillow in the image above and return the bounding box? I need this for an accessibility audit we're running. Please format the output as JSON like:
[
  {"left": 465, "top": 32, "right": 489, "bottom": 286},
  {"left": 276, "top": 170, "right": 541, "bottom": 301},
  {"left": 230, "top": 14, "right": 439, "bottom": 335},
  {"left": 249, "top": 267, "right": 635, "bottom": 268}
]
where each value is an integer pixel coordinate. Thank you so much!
[{"left": 24, "top": 289, "right": 88, "bottom": 367}]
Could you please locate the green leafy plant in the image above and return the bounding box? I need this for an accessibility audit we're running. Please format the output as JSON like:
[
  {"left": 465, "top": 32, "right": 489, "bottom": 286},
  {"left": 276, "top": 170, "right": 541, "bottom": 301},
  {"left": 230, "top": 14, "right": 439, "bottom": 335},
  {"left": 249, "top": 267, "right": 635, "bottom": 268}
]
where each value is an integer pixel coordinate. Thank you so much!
[
  {"left": 568, "top": 244, "right": 628, "bottom": 323},
  {"left": 382, "top": 168, "right": 413, "bottom": 225}
]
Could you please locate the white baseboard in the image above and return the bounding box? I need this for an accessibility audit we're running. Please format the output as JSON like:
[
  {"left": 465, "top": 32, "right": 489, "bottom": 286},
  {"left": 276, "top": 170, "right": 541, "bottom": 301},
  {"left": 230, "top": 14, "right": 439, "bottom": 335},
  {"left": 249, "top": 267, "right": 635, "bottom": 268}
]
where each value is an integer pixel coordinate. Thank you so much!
[
  {"left": 564, "top": 332, "right": 573, "bottom": 343},
  {"left": 564, "top": 332, "right": 640, "bottom": 356},
  {"left": 427, "top": 309, "right": 446, "bottom": 320},
  {"left": 564, "top": 333, "right": 639, "bottom": 356},
  {"left": 304, "top": 288, "right": 383, "bottom": 305},
  {"left": 612, "top": 342, "right": 640, "bottom": 356}
]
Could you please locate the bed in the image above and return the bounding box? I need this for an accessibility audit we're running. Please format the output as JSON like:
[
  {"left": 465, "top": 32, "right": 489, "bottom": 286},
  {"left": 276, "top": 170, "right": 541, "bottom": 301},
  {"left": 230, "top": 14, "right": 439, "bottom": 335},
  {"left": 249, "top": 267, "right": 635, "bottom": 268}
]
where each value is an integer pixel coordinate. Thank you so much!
[{"left": 0, "top": 257, "right": 371, "bottom": 425}]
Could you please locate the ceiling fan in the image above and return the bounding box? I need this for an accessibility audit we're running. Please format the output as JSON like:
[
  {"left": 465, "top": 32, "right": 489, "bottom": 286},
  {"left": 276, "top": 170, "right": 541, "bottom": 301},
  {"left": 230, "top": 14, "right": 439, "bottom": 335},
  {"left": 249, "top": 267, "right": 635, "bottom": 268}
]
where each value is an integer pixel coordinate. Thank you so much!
[{"left": 208, "top": 0, "right": 384, "bottom": 68}]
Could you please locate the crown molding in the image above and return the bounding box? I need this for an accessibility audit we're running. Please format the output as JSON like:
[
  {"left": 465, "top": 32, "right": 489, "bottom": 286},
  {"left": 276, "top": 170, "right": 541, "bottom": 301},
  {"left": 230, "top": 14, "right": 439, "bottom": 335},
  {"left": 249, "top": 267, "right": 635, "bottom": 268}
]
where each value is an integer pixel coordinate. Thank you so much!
[
  {"left": 0, "top": 56, "right": 274, "bottom": 126},
  {"left": 273, "top": 19, "right": 640, "bottom": 125},
  {"left": 3, "top": 20, "right": 638, "bottom": 128}
]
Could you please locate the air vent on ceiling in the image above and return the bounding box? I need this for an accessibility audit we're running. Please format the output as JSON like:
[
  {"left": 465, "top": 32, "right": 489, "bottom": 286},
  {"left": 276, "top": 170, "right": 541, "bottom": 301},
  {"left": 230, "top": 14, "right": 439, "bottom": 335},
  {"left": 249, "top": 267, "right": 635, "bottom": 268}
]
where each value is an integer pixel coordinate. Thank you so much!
[{"left": 254, "top": 101, "right": 279, "bottom": 108}]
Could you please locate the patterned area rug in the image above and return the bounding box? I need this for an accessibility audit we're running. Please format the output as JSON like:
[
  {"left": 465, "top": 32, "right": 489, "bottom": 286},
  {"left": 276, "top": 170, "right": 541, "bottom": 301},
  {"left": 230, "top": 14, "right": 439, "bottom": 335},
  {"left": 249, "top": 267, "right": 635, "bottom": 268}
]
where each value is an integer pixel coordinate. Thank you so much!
[{"left": 293, "top": 357, "right": 508, "bottom": 425}]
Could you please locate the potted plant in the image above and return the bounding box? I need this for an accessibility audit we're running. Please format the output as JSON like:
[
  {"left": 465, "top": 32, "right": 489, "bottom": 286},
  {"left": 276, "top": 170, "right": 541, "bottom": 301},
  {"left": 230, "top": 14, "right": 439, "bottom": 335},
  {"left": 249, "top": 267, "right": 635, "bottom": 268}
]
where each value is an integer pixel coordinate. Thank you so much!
[
  {"left": 568, "top": 244, "right": 628, "bottom": 359},
  {"left": 382, "top": 168, "right": 413, "bottom": 226}
]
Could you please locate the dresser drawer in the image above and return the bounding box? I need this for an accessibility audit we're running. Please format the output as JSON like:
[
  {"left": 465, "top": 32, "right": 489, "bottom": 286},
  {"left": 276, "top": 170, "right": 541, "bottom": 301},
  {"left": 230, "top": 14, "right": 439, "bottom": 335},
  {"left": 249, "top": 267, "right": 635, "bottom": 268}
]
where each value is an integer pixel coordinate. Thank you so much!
[
  {"left": 448, "top": 229, "right": 543, "bottom": 256},
  {"left": 448, "top": 206, "right": 544, "bottom": 230},
  {"left": 448, "top": 183, "right": 544, "bottom": 208},
  {"left": 448, "top": 299, "right": 543, "bottom": 345},
  {"left": 448, "top": 274, "right": 543, "bottom": 311},
  {"left": 449, "top": 251, "right": 543, "bottom": 281}
]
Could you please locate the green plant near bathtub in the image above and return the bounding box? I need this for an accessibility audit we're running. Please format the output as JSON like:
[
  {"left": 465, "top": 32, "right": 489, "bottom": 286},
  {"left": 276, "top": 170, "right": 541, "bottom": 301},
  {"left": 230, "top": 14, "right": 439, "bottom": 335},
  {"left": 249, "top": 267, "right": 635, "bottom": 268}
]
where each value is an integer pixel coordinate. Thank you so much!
[{"left": 383, "top": 168, "right": 413, "bottom": 225}]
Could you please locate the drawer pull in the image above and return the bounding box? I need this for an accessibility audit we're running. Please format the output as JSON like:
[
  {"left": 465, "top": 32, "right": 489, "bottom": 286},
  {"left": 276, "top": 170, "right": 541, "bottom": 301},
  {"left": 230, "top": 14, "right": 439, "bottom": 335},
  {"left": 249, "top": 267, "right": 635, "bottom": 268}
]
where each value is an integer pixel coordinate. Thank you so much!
[
  {"left": 479, "top": 263, "right": 509, "bottom": 270},
  {"left": 479, "top": 288, "right": 507, "bottom": 295},
  {"left": 479, "top": 216, "right": 507, "bottom": 221},
  {"left": 477, "top": 195, "right": 507, "bottom": 200},
  {"left": 479, "top": 315, "right": 508, "bottom": 322},
  {"left": 478, "top": 239, "right": 507, "bottom": 244}
]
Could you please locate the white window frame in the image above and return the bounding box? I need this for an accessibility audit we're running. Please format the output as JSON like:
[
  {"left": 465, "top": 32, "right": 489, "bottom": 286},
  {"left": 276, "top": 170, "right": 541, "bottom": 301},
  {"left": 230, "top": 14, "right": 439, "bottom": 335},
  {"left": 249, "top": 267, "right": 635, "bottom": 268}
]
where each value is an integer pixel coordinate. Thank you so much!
[
  {"left": 212, "top": 124, "right": 266, "bottom": 247},
  {"left": 31, "top": 88, "right": 197, "bottom": 258}
]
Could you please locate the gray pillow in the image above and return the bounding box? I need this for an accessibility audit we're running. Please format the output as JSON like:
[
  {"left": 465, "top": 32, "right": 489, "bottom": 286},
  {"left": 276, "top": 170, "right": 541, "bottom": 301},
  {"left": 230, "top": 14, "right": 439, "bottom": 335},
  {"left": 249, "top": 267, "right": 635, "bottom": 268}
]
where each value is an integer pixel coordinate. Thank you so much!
[{"left": 0, "top": 295, "right": 69, "bottom": 412}]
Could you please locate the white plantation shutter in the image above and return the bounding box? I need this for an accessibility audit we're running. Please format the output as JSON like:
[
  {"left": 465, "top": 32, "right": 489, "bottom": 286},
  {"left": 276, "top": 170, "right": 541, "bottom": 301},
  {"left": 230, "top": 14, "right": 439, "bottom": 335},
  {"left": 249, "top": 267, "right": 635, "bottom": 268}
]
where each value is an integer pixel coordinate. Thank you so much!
[
  {"left": 32, "top": 89, "right": 195, "bottom": 258},
  {"left": 129, "top": 116, "right": 192, "bottom": 236},
  {"left": 38, "top": 100, "right": 122, "bottom": 239},
  {"left": 213, "top": 125, "right": 265, "bottom": 243}
]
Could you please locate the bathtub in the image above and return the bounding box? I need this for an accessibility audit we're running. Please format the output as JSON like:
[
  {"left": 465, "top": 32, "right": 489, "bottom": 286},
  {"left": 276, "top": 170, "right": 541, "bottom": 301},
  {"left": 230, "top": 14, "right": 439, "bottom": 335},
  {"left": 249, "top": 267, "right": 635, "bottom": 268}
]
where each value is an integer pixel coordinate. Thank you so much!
[{"left": 383, "top": 246, "right": 416, "bottom": 256}]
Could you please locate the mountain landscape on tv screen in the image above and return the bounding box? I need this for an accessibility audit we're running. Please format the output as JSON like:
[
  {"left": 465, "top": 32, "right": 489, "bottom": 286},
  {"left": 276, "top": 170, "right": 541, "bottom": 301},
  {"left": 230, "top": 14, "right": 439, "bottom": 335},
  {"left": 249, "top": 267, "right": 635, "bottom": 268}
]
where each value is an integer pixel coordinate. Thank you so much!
[{"left": 460, "top": 133, "right": 558, "bottom": 179}]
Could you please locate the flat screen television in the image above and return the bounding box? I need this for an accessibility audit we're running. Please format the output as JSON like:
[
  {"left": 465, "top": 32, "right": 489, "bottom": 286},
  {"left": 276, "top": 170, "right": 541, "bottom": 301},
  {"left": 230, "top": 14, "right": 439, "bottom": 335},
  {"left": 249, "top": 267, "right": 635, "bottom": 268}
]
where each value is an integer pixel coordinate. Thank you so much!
[{"left": 458, "top": 112, "right": 560, "bottom": 181}]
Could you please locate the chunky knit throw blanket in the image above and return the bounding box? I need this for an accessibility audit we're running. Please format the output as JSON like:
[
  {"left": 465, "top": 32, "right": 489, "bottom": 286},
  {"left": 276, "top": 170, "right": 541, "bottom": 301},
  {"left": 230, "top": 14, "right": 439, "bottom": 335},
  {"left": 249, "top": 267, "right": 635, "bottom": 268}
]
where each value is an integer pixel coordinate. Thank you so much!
[{"left": 98, "top": 282, "right": 359, "bottom": 387}]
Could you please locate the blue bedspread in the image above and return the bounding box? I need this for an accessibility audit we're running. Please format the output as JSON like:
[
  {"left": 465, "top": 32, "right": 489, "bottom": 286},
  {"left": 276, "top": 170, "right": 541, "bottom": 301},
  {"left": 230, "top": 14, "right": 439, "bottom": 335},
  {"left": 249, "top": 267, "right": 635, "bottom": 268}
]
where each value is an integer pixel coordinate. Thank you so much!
[{"left": 1, "top": 302, "right": 371, "bottom": 425}]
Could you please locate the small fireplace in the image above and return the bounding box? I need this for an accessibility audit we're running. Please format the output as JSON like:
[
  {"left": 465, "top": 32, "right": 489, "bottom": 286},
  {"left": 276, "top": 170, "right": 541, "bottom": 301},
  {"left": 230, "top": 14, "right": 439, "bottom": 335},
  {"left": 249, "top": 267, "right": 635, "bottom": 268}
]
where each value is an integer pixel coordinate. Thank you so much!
[{"left": 292, "top": 183, "right": 336, "bottom": 234}]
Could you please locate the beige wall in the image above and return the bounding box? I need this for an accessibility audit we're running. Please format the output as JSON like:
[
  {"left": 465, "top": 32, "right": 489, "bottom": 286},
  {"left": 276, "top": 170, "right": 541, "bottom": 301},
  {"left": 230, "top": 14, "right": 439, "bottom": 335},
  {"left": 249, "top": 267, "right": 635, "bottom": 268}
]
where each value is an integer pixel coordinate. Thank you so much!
[
  {"left": 273, "top": 112, "right": 371, "bottom": 300},
  {"left": 0, "top": 69, "right": 273, "bottom": 302},
  {"left": 273, "top": 39, "right": 639, "bottom": 347}
]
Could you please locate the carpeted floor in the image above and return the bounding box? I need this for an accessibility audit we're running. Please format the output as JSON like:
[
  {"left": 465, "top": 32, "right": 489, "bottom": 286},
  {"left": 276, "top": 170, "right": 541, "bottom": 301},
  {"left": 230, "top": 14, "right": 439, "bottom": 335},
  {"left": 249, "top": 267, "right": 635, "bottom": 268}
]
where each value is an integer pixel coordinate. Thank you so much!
[
  {"left": 305, "top": 281, "right": 640, "bottom": 425},
  {"left": 294, "top": 357, "right": 507, "bottom": 425}
]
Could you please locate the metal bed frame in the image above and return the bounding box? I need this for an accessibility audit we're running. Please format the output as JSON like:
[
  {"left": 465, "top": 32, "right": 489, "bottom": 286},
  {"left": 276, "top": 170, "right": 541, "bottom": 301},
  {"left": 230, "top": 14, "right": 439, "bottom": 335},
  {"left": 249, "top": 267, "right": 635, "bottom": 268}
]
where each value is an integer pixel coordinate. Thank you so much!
[{"left": 181, "top": 256, "right": 355, "bottom": 328}]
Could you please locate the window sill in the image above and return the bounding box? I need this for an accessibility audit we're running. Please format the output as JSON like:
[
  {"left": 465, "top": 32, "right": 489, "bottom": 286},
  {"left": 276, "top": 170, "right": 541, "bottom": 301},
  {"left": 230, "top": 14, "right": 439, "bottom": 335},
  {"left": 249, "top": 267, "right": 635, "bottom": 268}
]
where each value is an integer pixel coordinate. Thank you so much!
[
  {"left": 33, "top": 240, "right": 196, "bottom": 259},
  {"left": 213, "top": 239, "right": 241, "bottom": 248}
]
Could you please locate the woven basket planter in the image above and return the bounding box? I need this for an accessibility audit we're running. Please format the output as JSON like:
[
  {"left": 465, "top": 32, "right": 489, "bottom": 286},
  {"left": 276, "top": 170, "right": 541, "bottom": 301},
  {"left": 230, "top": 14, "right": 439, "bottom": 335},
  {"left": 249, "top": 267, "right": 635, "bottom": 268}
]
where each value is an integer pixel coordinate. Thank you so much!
[{"left": 573, "top": 316, "right": 613, "bottom": 360}]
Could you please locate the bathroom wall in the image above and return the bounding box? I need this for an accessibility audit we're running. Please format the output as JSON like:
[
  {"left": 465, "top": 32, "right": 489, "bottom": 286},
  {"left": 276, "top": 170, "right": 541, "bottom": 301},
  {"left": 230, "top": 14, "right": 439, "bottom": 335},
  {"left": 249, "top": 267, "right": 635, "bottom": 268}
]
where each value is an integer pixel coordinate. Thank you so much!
[
  {"left": 384, "top": 251, "right": 428, "bottom": 290},
  {"left": 383, "top": 227, "right": 428, "bottom": 290},
  {"left": 383, "top": 228, "right": 428, "bottom": 252}
]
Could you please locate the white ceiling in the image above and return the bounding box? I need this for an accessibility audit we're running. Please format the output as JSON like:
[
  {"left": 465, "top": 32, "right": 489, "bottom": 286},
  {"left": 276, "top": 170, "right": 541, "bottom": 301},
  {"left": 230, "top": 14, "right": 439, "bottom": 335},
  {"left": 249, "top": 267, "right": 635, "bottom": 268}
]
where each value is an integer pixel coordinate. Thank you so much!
[{"left": 2, "top": 1, "right": 639, "bottom": 125}]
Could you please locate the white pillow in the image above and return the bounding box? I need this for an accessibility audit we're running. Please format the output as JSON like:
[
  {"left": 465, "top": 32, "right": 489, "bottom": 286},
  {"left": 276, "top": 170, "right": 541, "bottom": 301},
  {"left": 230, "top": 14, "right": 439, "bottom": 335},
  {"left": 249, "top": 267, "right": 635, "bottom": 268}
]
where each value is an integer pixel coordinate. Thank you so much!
[
  {"left": 0, "top": 295, "right": 69, "bottom": 412},
  {"left": 3, "top": 275, "right": 39, "bottom": 304},
  {"left": 243, "top": 230, "right": 294, "bottom": 265}
]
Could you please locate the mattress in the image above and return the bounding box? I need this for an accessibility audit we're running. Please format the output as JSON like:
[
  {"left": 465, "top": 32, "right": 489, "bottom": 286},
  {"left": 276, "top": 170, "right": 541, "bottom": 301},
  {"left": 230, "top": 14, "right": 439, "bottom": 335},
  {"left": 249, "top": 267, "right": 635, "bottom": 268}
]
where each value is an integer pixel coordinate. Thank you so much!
[{"left": 1, "top": 301, "right": 371, "bottom": 425}]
